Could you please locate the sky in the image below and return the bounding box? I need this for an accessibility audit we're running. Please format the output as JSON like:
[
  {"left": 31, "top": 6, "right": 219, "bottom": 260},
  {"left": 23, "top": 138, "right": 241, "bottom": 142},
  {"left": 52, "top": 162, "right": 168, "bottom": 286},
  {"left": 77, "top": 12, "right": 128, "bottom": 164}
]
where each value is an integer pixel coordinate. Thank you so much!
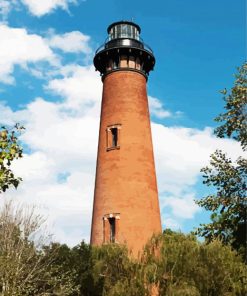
[{"left": 0, "top": 0, "right": 245, "bottom": 246}]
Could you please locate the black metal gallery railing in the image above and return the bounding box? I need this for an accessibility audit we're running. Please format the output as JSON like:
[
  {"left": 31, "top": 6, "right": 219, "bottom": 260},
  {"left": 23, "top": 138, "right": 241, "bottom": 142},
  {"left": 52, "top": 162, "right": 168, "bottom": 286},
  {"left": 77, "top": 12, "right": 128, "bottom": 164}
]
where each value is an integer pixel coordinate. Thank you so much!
[{"left": 95, "top": 37, "right": 153, "bottom": 55}]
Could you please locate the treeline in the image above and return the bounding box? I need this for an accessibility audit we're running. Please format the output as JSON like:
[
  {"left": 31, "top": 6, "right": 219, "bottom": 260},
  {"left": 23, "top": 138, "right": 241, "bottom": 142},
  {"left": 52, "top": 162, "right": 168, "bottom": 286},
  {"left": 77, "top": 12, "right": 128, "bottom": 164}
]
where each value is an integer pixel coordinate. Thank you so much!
[{"left": 0, "top": 201, "right": 246, "bottom": 296}]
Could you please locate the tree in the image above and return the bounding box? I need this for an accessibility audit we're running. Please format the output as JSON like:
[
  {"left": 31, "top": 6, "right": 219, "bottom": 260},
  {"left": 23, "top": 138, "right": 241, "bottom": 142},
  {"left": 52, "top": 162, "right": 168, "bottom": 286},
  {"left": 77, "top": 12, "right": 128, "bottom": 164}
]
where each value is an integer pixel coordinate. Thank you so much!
[
  {"left": 41, "top": 242, "right": 148, "bottom": 296},
  {"left": 92, "top": 244, "right": 148, "bottom": 296},
  {"left": 195, "top": 62, "right": 247, "bottom": 259},
  {"left": 0, "top": 200, "right": 77, "bottom": 296},
  {"left": 42, "top": 241, "right": 94, "bottom": 296},
  {"left": 214, "top": 63, "right": 247, "bottom": 150},
  {"left": 196, "top": 150, "right": 246, "bottom": 256},
  {"left": 70, "top": 242, "right": 96, "bottom": 296},
  {"left": 0, "top": 124, "right": 24, "bottom": 193},
  {"left": 143, "top": 231, "right": 247, "bottom": 296}
]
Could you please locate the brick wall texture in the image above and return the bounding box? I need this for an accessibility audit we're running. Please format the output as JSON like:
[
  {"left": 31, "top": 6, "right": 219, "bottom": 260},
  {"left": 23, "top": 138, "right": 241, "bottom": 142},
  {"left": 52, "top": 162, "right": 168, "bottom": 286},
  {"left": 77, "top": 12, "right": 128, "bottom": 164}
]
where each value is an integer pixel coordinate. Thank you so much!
[{"left": 90, "top": 70, "right": 162, "bottom": 257}]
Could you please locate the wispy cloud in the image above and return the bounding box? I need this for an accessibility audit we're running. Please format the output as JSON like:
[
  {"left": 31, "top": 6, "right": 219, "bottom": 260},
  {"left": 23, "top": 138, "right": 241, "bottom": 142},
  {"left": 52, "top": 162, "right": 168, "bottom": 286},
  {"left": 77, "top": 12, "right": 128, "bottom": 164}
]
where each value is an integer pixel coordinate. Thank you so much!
[
  {"left": 0, "top": 25, "right": 56, "bottom": 84},
  {"left": 47, "top": 31, "right": 92, "bottom": 54},
  {"left": 21, "top": 0, "right": 78, "bottom": 17},
  {"left": 0, "top": 0, "right": 80, "bottom": 21},
  {"left": 0, "top": 0, "right": 12, "bottom": 20},
  {"left": 152, "top": 123, "right": 243, "bottom": 230},
  {"left": 148, "top": 96, "right": 183, "bottom": 119},
  {"left": 0, "top": 24, "right": 93, "bottom": 85},
  {"left": 148, "top": 96, "right": 172, "bottom": 118}
]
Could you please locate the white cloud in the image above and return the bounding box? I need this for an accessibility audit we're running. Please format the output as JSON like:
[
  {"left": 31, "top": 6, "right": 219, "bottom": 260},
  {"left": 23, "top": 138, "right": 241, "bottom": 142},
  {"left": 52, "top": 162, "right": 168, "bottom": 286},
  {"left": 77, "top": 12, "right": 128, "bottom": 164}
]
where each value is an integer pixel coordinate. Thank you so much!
[
  {"left": 151, "top": 123, "right": 243, "bottom": 230},
  {"left": 0, "top": 0, "right": 11, "bottom": 20},
  {"left": 21, "top": 0, "right": 78, "bottom": 17},
  {"left": 0, "top": 65, "right": 101, "bottom": 245},
  {"left": 1, "top": 101, "right": 98, "bottom": 244},
  {"left": 148, "top": 96, "right": 172, "bottom": 118},
  {"left": 0, "top": 0, "right": 80, "bottom": 21},
  {"left": 46, "top": 64, "right": 101, "bottom": 111},
  {"left": 0, "top": 25, "right": 94, "bottom": 85},
  {"left": 162, "top": 193, "right": 200, "bottom": 219},
  {"left": 0, "top": 25, "right": 56, "bottom": 84},
  {"left": 48, "top": 31, "right": 91, "bottom": 54},
  {"left": 152, "top": 124, "right": 242, "bottom": 195}
]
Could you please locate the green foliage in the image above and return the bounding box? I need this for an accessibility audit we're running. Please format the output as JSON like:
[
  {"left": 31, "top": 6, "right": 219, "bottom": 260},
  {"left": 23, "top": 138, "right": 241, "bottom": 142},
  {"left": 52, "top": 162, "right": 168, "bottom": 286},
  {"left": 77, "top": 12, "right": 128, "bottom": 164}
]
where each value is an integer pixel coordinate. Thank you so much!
[
  {"left": 73, "top": 232, "right": 246, "bottom": 295},
  {"left": 143, "top": 231, "right": 247, "bottom": 296},
  {"left": 40, "top": 242, "right": 148, "bottom": 296},
  {"left": 69, "top": 242, "right": 95, "bottom": 296},
  {"left": 0, "top": 124, "right": 24, "bottom": 193},
  {"left": 195, "top": 150, "right": 246, "bottom": 256},
  {"left": 92, "top": 244, "right": 148, "bottom": 296},
  {"left": 40, "top": 232, "right": 247, "bottom": 296},
  {"left": 214, "top": 62, "right": 247, "bottom": 150},
  {"left": 198, "top": 240, "right": 246, "bottom": 296},
  {"left": 42, "top": 241, "right": 95, "bottom": 296},
  {"left": 196, "top": 63, "right": 247, "bottom": 260}
]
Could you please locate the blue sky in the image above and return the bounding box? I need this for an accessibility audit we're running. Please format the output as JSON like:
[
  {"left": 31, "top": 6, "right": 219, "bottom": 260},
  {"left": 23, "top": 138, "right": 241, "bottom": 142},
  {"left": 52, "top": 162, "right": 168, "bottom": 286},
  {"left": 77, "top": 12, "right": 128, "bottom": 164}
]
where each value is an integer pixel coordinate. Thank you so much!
[{"left": 0, "top": 0, "right": 245, "bottom": 245}]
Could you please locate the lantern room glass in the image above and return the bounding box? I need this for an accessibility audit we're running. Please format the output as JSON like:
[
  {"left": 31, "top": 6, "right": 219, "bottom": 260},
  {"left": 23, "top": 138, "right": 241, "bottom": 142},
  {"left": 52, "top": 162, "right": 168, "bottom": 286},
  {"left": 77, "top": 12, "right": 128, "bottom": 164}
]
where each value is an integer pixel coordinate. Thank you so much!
[{"left": 109, "top": 24, "right": 140, "bottom": 41}]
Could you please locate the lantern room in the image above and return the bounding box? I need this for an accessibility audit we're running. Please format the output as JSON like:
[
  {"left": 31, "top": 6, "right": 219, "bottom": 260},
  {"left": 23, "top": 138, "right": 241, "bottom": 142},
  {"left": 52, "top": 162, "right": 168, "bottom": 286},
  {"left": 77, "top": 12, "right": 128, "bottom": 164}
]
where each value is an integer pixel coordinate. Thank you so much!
[
  {"left": 94, "top": 20, "right": 155, "bottom": 80},
  {"left": 107, "top": 21, "right": 140, "bottom": 41}
]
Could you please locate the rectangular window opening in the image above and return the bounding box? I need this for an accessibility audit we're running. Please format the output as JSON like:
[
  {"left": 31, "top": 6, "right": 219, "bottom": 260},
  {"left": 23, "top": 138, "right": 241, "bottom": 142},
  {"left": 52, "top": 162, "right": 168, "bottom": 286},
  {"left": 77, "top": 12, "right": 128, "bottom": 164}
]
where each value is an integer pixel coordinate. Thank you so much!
[
  {"left": 109, "top": 217, "right": 116, "bottom": 243},
  {"left": 111, "top": 128, "right": 118, "bottom": 147},
  {"left": 106, "top": 124, "right": 121, "bottom": 151}
]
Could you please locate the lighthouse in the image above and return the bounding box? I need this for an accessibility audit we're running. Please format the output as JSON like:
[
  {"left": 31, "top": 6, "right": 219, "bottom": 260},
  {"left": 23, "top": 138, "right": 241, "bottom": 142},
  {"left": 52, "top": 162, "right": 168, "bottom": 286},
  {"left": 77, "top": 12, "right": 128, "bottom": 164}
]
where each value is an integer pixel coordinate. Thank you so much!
[{"left": 90, "top": 21, "right": 162, "bottom": 256}]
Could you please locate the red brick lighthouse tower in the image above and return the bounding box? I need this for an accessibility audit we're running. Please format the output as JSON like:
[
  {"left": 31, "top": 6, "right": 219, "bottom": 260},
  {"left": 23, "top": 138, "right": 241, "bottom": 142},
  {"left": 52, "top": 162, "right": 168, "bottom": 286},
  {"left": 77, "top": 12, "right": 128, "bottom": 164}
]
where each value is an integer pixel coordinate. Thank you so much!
[{"left": 91, "top": 21, "right": 162, "bottom": 256}]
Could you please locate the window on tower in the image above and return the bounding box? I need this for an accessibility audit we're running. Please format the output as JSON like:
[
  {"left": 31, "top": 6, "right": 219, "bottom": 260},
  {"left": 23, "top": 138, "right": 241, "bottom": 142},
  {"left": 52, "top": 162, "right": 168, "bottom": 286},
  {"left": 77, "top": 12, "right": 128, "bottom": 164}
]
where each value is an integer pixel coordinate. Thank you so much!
[
  {"left": 106, "top": 124, "right": 121, "bottom": 151},
  {"left": 109, "top": 217, "right": 116, "bottom": 243},
  {"left": 103, "top": 213, "right": 120, "bottom": 243},
  {"left": 111, "top": 128, "right": 118, "bottom": 147}
]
